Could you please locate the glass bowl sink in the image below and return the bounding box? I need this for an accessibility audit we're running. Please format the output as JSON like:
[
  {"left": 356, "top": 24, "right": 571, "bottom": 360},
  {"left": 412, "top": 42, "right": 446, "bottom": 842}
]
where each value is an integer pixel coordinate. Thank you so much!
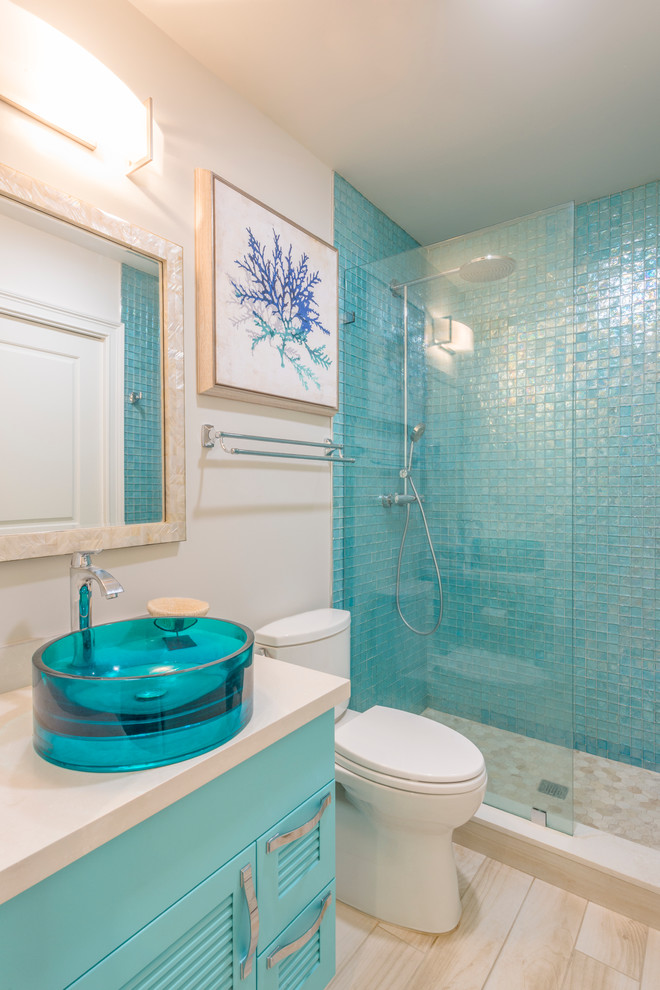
[{"left": 32, "top": 616, "right": 254, "bottom": 772}]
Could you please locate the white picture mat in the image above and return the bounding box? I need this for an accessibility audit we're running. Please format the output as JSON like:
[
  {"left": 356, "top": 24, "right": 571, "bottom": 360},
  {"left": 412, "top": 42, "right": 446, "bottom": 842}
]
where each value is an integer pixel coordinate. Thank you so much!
[{"left": 212, "top": 177, "right": 338, "bottom": 410}]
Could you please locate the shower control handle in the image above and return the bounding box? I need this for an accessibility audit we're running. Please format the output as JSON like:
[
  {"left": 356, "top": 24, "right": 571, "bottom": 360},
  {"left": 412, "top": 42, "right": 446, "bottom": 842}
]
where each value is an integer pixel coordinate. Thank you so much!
[{"left": 379, "top": 493, "right": 420, "bottom": 507}]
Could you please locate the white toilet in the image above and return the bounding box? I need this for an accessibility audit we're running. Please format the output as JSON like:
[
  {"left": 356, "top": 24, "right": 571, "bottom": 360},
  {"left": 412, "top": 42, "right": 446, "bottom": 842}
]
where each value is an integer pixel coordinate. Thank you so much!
[{"left": 254, "top": 608, "right": 487, "bottom": 934}]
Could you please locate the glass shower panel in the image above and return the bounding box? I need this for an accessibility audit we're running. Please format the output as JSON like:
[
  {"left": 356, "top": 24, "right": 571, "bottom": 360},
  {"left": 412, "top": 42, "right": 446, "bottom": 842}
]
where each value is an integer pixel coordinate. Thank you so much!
[
  {"left": 344, "top": 205, "right": 575, "bottom": 834},
  {"left": 420, "top": 206, "right": 575, "bottom": 832}
]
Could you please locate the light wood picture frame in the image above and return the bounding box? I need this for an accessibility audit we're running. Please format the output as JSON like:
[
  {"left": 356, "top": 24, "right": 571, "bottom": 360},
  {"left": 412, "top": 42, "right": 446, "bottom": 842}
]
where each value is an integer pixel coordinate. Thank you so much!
[{"left": 195, "top": 169, "right": 338, "bottom": 416}]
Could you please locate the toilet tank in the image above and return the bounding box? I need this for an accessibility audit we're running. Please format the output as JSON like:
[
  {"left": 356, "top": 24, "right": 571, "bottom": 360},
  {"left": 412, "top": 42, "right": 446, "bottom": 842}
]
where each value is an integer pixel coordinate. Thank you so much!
[{"left": 254, "top": 609, "right": 351, "bottom": 719}]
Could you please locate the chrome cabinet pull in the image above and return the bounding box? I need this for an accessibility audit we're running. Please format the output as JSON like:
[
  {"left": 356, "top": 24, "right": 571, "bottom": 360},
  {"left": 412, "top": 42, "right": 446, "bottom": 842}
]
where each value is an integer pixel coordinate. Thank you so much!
[
  {"left": 266, "top": 793, "right": 332, "bottom": 853},
  {"left": 266, "top": 893, "right": 332, "bottom": 969},
  {"left": 240, "top": 864, "right": 259, "bottom": 980}
]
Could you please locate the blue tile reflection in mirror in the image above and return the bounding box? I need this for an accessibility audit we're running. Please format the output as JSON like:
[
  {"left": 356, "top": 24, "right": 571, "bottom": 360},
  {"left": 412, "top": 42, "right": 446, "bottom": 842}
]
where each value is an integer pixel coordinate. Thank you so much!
[{"left": 122, "top": 264, "right": 162, "bottom": 524}]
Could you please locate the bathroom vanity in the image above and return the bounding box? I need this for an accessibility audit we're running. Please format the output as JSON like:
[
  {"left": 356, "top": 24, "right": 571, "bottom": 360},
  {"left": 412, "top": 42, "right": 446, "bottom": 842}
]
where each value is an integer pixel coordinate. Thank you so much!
[{"left": 0, "top": 655, "right": 349, "bottom": 990}]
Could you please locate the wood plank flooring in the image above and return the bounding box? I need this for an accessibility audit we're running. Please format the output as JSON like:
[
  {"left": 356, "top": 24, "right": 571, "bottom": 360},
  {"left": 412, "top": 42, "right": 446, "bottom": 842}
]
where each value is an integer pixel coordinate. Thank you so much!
[{"left": 330, "top": 844, "right": 660, "bottom": 990}]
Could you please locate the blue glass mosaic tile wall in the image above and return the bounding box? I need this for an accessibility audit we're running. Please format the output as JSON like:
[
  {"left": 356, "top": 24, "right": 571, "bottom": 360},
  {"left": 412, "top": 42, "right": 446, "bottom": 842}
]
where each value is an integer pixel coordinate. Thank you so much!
[
  {"left": 122, "top": 265, "right": 162, "bottom": 524},
  {"left": 333, "top": 175, "right": 430, "bottom": 713},
  {"left": 573, "top": 184, "right": 660, "bottom": 770},
  {"left": 334, "top": 176, "right": 660, "bottom": 774}
]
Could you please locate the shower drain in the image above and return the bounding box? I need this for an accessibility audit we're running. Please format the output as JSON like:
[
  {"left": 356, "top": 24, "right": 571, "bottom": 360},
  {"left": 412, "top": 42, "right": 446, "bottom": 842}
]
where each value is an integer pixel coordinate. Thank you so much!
[{"left": 538, "top": 779, "right": 569, "bottom": 800}]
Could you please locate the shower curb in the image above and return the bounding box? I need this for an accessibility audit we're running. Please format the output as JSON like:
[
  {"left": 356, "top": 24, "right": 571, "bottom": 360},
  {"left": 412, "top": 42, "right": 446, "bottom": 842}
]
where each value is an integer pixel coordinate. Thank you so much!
[{"left": 455, "top": 804, "right": 660, "bottom": 928}]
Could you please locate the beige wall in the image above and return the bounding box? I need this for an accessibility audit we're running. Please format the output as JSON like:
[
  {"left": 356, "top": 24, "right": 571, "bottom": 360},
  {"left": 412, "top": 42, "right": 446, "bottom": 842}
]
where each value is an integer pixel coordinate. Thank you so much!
[{"left": 0, "top": 0, "right": 335, "bottom": 681}]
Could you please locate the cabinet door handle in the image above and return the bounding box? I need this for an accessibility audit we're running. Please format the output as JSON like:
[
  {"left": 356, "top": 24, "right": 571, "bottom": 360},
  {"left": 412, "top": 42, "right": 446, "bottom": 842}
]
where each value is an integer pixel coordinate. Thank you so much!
[
  {"left": 240, "top": 863, "right": 259, "bottom": 980},
  {"left": 266, "top": 793, "right": 332, "bottom": 853},
  {"left": 266, "top": 893, "right": 332, "bottom": 969}
]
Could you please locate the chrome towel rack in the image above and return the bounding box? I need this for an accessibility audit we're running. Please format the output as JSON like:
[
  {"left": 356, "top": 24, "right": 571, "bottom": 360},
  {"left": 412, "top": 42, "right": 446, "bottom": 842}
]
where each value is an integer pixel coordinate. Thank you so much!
[{"left": 202, "top": 425, "right": 355, "bottom": 464}]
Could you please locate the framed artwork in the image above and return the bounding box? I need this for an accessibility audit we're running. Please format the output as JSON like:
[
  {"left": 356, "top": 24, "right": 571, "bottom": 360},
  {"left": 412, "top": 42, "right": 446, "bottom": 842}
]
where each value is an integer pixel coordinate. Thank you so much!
[{"left": 195, "top": 169, "right": 338, "bottom": 415}]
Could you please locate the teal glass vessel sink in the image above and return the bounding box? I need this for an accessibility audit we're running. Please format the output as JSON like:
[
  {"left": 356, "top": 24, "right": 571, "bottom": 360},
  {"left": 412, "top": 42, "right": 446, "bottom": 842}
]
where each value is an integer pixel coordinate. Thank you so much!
[{"left": 32, "top": 616, "right": 254, "bottom": 772}]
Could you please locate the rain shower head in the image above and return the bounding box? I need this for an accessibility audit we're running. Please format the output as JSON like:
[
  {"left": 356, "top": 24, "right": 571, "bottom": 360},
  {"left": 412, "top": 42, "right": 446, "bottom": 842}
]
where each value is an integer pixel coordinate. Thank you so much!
[
  {"left": 458, "top": 255, "right": 516, "bottom": 283},
  {"left": 410, "top": 423, "right": 426, "bottom": 442},
  {"left": 390, "top": 254, "right": 517, "bottom": 293}
]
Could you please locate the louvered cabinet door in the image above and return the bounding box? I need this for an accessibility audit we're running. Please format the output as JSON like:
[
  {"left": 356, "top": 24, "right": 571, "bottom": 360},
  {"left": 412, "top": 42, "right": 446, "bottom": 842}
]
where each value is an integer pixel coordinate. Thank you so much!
[
  {"left": 67, "top": 846, "right": 258, "bottom": 990},
  {"left": 256, "top": 784, "right": 335, "bottom": 948},
  {"left": 257, "top": 883, "right": 335, "bottom": 990}
]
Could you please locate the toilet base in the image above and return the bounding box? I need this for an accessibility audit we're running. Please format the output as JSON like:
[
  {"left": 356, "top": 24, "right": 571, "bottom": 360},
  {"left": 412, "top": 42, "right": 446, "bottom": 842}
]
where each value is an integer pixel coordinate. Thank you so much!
[{"left": 335, "top": 781, "right": 463, "bottom": 933}]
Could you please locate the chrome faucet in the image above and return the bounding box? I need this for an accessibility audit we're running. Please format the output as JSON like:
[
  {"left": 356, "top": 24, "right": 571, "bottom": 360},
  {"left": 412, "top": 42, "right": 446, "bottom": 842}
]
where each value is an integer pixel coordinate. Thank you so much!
[{"left": 70, "top": 551, "right": 124, "bottom": 631}]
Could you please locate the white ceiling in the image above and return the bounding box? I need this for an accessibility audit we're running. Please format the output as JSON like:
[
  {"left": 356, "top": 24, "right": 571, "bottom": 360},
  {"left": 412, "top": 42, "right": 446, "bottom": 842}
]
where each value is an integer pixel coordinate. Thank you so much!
[{"left": 129, "top": 0, "right": 660, "bottom": 246}]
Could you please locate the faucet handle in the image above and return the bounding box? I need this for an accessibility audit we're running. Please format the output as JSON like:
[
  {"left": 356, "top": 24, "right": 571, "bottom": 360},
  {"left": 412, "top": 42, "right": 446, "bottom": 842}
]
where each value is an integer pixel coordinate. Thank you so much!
[{"left": 71, "top": 550, "right": 102, "bottom": 568}]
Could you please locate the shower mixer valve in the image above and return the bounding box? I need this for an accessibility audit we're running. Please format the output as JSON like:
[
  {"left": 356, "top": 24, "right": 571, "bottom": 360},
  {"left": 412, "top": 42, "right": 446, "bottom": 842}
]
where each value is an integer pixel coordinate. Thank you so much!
[{"left": 379, "top": 492, "right": 418, "bottom": 507}]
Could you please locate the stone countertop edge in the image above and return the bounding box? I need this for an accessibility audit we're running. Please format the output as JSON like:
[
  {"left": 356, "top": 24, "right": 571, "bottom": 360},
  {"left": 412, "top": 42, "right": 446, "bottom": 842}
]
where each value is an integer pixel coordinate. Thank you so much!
[{"left": 0, "top": 655, "right": 350, "bottom": 907}]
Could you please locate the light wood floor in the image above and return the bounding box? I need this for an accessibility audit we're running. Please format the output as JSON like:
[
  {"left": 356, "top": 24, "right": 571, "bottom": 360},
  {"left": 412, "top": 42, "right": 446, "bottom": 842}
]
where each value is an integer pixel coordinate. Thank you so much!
[{"left": 329, "top": 844, "right": 660, "bottom": 990}]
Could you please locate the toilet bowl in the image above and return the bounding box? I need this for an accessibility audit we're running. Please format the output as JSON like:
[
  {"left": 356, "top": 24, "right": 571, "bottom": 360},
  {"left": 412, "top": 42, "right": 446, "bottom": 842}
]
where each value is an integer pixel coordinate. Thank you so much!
[
  {"left": 254, "top": 609, "right": 487, "bottom": 933},
  {"left": 334, "top": 705, "right": 487, "bottom": 932}
]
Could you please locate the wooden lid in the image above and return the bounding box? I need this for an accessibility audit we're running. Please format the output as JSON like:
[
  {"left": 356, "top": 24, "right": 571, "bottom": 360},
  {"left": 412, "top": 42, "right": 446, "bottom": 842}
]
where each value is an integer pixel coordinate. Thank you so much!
[{"left": 147, "top": 597, "right": 210, "bottom": 618}]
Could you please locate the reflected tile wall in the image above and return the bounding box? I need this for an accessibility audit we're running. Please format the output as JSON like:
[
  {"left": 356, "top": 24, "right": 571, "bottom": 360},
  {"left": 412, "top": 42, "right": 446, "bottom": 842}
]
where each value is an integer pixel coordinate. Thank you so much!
[{"left": 122, "top": 265, "right": 162, "bottom": 525}]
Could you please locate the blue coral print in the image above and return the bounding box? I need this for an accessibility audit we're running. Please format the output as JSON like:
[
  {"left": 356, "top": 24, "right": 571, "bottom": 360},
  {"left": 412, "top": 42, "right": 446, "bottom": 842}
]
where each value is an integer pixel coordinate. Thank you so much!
[{"left": 229, "top": 228, "right": 332, "bottom": 391}]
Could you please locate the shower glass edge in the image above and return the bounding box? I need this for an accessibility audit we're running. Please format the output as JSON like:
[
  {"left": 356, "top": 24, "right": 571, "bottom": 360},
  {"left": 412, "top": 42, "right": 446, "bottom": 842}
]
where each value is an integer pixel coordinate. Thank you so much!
[{"left": 340, "top": 204, "right": 575, "bottom": 835}]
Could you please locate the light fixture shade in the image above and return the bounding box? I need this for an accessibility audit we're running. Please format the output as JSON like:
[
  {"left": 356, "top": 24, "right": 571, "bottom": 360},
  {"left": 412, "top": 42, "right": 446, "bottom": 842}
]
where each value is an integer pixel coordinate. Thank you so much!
[{"left": 0, "top": 0, "right": 153, "bottom": 174}]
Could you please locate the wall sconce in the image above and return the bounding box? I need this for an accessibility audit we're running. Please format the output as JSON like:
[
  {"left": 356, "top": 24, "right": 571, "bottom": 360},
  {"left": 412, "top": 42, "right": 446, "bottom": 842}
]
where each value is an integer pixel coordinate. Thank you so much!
[
  {"left": 0, "top": 0, "right": 154, "bottom": 175},
  {"left": 428, "top": 315, "right": 474, "bottom": 355}
]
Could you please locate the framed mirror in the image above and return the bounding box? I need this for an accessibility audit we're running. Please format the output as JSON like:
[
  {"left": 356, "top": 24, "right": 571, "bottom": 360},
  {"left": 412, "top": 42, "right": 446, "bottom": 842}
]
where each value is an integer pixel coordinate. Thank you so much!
[{"left": 0, "top": 162, "right": 185, "bottom": 561}]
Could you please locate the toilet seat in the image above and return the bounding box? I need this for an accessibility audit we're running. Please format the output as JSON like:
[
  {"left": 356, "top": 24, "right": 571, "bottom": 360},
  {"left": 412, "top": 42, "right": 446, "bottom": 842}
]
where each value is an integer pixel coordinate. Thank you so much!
[
  {"left": 336, "top": 753, "right": 488, "bottom": 795},
  {"left": 335, "top": 705, "right": 486, "bottom": 794}
]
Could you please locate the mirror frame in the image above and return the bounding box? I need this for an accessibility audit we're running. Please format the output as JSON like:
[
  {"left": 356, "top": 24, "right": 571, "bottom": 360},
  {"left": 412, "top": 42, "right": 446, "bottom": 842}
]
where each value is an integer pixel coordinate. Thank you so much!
[{"left": 0, "top": 162, "right": 185, "bottom": 561}]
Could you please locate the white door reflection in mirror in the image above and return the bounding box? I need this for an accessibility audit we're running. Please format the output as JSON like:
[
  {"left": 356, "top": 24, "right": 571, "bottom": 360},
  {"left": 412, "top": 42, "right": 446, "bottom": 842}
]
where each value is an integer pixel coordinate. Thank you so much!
[
  {"left": 0, "top": 194, "right": 162, "bottom": 534},
  {"left": 0, "top": 315, "right": 119, "bottom": 532}
]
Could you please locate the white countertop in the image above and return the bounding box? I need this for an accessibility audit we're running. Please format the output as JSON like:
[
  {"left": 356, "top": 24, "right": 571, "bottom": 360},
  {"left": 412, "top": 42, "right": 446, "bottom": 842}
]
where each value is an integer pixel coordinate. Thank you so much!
[{"left": 0, "top": 655, "right": 349, "bottom": 907}]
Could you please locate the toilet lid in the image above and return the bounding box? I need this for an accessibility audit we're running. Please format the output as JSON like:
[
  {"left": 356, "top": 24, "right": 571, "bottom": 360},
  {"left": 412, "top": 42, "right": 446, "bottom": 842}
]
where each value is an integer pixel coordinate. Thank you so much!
[{"left": 335, "top": 706, "right": 486, "bottom": 784}]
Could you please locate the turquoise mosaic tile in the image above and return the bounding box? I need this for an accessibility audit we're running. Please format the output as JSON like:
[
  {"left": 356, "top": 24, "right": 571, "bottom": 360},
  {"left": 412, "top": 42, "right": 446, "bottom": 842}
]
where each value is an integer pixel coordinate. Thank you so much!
[
  {"left": 333, "top": 175, "right": 429, "bottom": 714},
  {"left": 573, "top": 183, "right": 660, "bottom": 770},
  {"left": 122, "top": 265, "right": 162, "bottom": 524},
  {"left": 334, "top": 175, "right": 660, "bottom": 773}
]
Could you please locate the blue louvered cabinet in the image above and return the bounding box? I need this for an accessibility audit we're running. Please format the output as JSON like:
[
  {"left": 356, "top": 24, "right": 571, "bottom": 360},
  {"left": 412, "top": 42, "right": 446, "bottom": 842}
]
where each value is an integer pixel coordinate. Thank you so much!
[
  {"left": 257, "top": 784, "right": 335, "bottom": 948},
  {"left": 67, "top": 787, "right": 336, "bottom": 990},
  {"left": 66, "top": 786, "right": 336, "bottom": 990},
  {"left": 0, "top": 712, "right": 338, "bottom": 990},
  {"left": 67, "top": 847, "right": 258, "bottom": 990},
  {"left": 258, "top": 882, "right": 335, "bottom": 990}
]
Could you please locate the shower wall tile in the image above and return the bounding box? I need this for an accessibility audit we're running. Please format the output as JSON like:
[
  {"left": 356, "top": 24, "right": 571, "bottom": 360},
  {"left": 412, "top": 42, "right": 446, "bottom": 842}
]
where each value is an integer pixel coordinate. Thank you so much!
[
  {"left": 573, "top": 183, "right": 660, "bottom": 770},
  {"left": 333, "top": 174, "right": 429, "bottom": 713},
  {"left": 334, "top": 175, "right": 660, "bottom": 773}
]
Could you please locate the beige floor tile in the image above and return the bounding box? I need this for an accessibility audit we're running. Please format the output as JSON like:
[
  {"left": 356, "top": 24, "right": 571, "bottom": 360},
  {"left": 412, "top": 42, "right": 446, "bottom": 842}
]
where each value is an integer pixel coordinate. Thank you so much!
[
  {"left": 405, "top": 857, "right": 533, "bottom": 990},
  {"left": 454, "top": 842, "right": 486, "bottom": 897},
  {"left": 483, "top": 878, "right": 586, "bottom": 990},
  {"left": 335, "top": 900, "right": 378, "bottom": 970},
  {"left": 327, "top": 924, "right": 424, "bottom": 990},
  {"left": 576, "top": 902, "right": 648, "bottom": 980},
  {"left": 562, "top": 951, "right": 640, "bottom": 990},
  {"left": 640, "top": 926, "right": 660, "bottom": 990}
]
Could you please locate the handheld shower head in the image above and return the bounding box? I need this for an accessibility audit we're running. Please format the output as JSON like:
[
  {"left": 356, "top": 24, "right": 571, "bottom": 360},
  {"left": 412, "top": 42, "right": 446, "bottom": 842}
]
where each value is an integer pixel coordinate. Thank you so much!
[{"left": 406, "top": 423, "right": 426, "bottom": 473}]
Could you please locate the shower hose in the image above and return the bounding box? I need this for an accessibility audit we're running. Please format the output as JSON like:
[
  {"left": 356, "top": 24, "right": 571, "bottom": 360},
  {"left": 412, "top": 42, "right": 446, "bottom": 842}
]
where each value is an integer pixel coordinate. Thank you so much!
[{"left": 395, "top": 471, "right": 444, "bottom": 636}]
